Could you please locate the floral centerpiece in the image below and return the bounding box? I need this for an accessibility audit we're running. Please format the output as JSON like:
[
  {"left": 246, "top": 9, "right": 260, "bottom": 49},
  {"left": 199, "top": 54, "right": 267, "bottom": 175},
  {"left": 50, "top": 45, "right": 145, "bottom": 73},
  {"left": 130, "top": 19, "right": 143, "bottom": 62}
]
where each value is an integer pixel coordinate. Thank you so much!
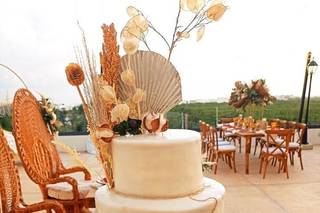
[
  {"left": 39, "top": 95, "right": 62, "bottom": 136},
  {"left": 65, "top": 0, "right": 228, "bottom": 188},
  {"left": 229, "top": 79, "right": 276, "bottom": 118}
]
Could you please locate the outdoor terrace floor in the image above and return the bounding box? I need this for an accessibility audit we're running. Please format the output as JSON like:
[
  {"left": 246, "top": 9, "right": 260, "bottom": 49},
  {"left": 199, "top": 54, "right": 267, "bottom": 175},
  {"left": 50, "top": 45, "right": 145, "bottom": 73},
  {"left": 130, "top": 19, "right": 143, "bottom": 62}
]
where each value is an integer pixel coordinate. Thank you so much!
[{"left": 18, "top": 144, "right": 320, "bottom": 213}]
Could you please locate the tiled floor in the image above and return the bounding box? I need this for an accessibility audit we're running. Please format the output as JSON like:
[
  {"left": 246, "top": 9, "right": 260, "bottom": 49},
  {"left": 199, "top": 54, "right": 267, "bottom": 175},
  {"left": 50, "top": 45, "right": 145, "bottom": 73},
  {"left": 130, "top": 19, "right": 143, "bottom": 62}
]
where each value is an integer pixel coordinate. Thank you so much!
[{"left": 18, "top": 144, "right": 320, "bottom": 213}]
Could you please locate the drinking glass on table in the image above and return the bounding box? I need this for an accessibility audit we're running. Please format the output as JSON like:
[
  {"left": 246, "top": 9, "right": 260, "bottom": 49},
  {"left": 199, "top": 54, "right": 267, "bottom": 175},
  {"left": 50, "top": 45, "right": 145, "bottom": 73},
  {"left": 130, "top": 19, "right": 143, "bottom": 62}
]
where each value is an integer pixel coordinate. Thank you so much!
[{"left": 271, "top": 121, "right": 278, "bottom": 129}]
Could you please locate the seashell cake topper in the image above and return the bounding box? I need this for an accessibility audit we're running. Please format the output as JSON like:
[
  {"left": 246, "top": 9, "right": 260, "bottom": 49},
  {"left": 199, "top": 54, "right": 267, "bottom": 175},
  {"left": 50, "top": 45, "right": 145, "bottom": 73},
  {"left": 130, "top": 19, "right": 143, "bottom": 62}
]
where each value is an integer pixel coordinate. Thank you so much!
[{"left": 118, "top": 50, "right": 182, "bottom": 116}]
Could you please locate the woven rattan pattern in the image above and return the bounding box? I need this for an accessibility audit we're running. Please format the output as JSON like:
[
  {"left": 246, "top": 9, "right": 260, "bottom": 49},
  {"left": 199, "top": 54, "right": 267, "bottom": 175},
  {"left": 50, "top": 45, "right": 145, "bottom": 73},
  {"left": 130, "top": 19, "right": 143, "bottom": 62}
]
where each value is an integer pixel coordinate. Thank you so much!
[
  {"left": 12, "top": 88, "right": 94, "bottom": 212},
  {"left": 0, "top": 128, "right": 65, "bottom": 213}
]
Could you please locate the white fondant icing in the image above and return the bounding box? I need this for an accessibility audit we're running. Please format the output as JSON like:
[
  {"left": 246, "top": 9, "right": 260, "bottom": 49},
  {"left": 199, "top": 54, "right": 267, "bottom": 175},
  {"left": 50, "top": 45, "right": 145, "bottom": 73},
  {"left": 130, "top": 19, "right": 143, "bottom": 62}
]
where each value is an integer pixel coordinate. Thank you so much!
[
  {"left": 95, "top": 178, "right": 225, "bottom": 213},
  {"left": 112, "top": 129, "right": 203, "bottom": 198}
]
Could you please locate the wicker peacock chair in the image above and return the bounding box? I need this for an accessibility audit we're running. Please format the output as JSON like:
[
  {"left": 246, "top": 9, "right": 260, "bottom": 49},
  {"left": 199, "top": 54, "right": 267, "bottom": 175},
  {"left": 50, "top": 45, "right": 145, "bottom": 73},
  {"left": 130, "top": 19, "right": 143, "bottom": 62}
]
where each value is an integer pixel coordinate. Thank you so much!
[
  {"left": 0, "top": 128, "right": 66, "bottom": 213},
  {"left": 12, "top": 88, "right": 95, "bottom": 212}
]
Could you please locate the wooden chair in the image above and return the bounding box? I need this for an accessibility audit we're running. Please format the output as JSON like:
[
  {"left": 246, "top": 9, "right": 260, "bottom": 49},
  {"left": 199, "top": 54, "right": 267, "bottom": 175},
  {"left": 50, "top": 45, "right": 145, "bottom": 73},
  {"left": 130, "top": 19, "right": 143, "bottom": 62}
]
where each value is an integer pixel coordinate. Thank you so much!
[
  {"left": 279, "top": 120, "right": 288, "bottom": 128},
  {"left": 253, "top": 120, "right": 267, "bottom": 157},
  {"left": 254, "top": 118, "right": 282, "bottom": 157},
  {"left": 199, "top": 121, "right": 209, "bottom": 154},
  {"left": 219, "top": 117, "right": 234, "bottom": 124},
  {"left": 269, "top": 118, "right": 280, "bottom": 128},
  {"left": 287, "top": 121, "right": 296, "bottom": 129},
  {"left": 200, "top": 121, "right": 231, "bottom": 155},
  {"left": 12, "top": 88, "right": 95, "bottom": 213},
  {"left": 254, "top": 120, "right": 297, "bottom": 157},
  {"left": 259, "top": 129, "right": 294, "bottom": 179},
  {"left": 206, "top": 126, "right": 237, "bottom": 174},
  {"left": 219, "top": 117, "right": 242, "bottom": 153},
  {"left": 288, "top": 122, "right": 306, "bottom": 170},
  {"left": 253, "top": 137, "right": 266, "bottom": 157},
  {"left": 0, "top": 128, "right": 65, "bottom": 213}
]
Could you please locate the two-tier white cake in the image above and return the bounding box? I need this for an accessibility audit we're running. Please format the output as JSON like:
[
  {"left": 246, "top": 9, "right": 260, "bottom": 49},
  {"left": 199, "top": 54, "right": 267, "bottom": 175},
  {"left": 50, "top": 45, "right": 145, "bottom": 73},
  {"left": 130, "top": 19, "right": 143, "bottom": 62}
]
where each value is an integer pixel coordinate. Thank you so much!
[{"left": 95, "top": 129, "right": 225, "bottom": 213}]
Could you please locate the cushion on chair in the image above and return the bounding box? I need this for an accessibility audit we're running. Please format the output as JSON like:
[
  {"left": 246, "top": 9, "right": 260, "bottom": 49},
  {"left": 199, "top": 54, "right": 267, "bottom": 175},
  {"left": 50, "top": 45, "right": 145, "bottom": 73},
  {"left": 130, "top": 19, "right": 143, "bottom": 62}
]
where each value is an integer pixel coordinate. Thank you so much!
[
  {"left": 218, "top": 141, "right": 232, "bottom": 146},
  {"left": 218, "top": 144, "right": 236, "bottom": 151},
  {"left": 47, "top": 180, "right": 96, "bottom": 200},
  {"left": 262, "top": 147, "right": 286, "bottom": 155},
  {"left": 289, "top": 142, "right": 300, "bottom": 148},
  {"left": 224, "top": 132, "right": 234, "bottom": 137}
]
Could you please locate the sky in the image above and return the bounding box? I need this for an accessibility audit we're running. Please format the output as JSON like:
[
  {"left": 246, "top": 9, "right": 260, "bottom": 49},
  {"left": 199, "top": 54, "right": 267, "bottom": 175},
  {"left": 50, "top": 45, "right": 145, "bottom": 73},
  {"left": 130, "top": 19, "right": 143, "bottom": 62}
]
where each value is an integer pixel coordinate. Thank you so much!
[{"left": 1, "top": 0, "right": 320, "bottom": 106}]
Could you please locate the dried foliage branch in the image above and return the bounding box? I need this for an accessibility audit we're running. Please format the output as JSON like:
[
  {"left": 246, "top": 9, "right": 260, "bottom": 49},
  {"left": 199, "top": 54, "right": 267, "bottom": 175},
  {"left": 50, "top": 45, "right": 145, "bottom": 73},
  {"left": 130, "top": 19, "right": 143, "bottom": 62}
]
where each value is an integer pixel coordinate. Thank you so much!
[
  {"left": 168, "top": 1, "right": 182, "bottom": 60},
  {"left": 121, "top": 0, "right": 227, "bottom": 60},
  {"left": 147, "top": 22, "right": 170, "bottom": 49},
  {"left": 0, "top": 64, "right": 28, "bottom": 88},
  {"left": 70, "top": 24, "right": 117, "bottom": 188},
  {"left": 76, "top": 23, "right": 110, "bottom": 130}
]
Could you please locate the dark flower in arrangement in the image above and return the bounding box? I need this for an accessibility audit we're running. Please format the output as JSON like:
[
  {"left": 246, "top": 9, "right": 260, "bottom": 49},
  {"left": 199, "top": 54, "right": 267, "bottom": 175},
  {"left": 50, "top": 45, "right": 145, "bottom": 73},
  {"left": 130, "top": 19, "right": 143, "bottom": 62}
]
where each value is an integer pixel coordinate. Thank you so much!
[
  {"left": 112, "top": 121, "right": 127, "bottom": 136},
  {"left": 127, "top": 118, "right": 142, "bottom": 135},
  {"left": 112, "top": 118, "right": 142, "bottom": 136}
]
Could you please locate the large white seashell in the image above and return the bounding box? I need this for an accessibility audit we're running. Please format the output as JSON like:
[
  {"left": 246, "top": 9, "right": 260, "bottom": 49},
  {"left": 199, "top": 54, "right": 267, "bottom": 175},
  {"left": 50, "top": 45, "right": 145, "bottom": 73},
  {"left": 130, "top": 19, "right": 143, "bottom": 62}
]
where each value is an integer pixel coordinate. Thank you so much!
[{"left": 118, "top": 51, "right": 182, "bottom": 115}]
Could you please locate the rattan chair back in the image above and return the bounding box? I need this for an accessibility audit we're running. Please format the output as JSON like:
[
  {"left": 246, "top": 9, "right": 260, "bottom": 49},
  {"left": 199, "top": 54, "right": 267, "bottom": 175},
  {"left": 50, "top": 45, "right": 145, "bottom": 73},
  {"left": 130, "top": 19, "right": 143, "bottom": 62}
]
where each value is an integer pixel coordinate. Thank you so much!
[
  {"left": 0, "top": 129, "right": 22, "bottom": 213},
  {"left": 12, "top": 88, "right": 60, "bottom": 185}
]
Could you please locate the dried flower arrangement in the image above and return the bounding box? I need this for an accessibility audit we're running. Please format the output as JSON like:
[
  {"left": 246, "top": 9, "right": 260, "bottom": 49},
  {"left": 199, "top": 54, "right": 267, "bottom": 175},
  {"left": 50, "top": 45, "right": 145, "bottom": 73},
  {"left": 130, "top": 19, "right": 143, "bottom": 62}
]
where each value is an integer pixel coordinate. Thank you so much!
[
  {"left": 229, "top": 79, "right": 276, "bottom": 117},
  {"left": 65, "top": 0, "right": 228, "bottom": 188},
  {"left": 39, "top": 95, "right": 62, "bottom": 135}
]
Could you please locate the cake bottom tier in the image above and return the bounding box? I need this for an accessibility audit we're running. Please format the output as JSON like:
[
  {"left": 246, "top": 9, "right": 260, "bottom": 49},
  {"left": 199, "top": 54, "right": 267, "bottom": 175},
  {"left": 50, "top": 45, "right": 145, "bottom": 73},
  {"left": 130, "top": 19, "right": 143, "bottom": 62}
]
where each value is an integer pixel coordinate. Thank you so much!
[{"left": 95, "top": 178, "right": 225, "bottom": 213}]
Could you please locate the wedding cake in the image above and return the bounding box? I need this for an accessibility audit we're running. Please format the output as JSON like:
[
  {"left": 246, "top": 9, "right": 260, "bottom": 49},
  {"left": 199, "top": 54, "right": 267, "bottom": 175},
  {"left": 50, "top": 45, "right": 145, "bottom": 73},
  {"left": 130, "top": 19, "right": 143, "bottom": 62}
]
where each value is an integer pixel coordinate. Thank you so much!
[
  {"left": 95, "top": 129, "right": 225, "bottom": 213},
  {"left": 112, "top": 129, "right": 203, "bottom": 198}
]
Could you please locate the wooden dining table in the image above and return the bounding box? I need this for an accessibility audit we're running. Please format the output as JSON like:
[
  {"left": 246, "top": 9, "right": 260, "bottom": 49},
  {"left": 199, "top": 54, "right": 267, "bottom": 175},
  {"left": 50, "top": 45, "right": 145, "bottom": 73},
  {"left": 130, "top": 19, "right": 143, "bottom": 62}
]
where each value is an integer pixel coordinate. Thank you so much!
[{"left": 236, "top": 131, "right": 265, "bottom": 174}]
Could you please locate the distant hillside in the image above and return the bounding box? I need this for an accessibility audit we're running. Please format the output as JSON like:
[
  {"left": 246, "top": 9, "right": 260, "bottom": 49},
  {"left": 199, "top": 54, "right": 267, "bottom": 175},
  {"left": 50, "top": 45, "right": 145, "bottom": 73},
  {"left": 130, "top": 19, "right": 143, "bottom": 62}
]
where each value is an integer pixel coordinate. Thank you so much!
[
  {"left": 167, "top": 97, "right": 320, "bottom": 129},
  {"left": 181, "top": 95, "right": 300, "bottom": 104},
  {"left": 2, "top": 97, "right": 320, "bottom": 132}
]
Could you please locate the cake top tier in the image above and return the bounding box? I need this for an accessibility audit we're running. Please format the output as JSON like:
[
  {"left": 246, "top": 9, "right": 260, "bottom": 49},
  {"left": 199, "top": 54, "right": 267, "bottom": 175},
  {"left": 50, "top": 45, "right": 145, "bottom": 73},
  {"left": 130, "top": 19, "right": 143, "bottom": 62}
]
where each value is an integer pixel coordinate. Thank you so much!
[{"left": 113, "top": 129, "right": 200, "bottom": 144}]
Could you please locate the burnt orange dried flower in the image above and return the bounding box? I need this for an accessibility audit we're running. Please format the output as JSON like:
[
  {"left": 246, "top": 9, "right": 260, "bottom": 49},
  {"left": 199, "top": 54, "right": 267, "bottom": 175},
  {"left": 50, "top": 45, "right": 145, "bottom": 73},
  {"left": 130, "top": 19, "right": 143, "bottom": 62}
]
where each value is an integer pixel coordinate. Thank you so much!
[{"left": 65, "top": 63, "right": 85, "bottom": 86}]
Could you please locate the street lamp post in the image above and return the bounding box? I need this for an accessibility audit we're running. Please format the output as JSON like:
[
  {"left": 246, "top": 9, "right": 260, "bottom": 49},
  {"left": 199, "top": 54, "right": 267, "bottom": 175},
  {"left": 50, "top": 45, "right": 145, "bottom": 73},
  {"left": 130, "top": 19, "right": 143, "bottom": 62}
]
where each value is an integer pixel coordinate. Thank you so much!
[
  {"left": 303, "top": 59, "right": 318, "bottom": 144},
  {"left": 298, "top": 52, "right": 312, "bottom": 123}
]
